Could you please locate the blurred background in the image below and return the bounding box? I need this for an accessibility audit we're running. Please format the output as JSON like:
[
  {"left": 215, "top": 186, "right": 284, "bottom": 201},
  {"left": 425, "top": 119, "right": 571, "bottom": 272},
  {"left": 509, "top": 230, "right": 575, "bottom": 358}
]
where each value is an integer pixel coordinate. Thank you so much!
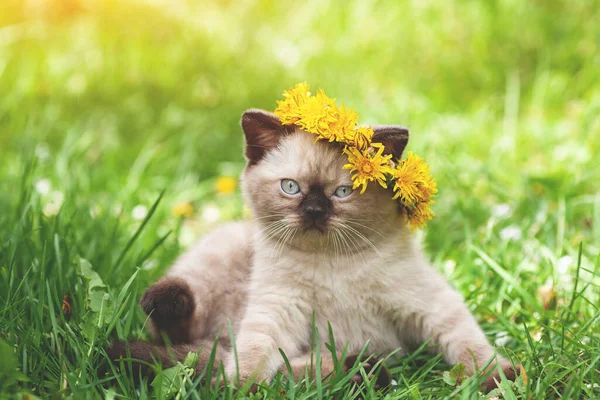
[
  {"left": 2, "top": 0, "right": 599, "bottom": 250},
  {"left": 0, "top": 0, "right": 599, "bottom": 396},
  {"left": 2, "top": 0, "right": 599, "bottom": 234}
]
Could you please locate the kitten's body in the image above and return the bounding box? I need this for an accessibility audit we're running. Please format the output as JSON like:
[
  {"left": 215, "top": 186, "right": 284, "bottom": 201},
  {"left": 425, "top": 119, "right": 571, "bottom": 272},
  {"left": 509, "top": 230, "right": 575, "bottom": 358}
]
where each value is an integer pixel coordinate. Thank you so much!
[
  {"left": 110, "top": 110, "right": 516, "bottom": 392},
  {"left": 163, "top": 222, "right": 253, "bottom": 344}
]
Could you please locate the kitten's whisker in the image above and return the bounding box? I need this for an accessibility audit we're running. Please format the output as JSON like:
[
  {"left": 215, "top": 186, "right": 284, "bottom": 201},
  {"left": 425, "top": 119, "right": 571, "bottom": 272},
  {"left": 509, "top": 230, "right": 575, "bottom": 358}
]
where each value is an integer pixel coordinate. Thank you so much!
[
  {"left": 282, "top": 227, "right": 298, "bottom": 254},
  {"left": 336, "top": 230, "right": 344, "bottom": 264},
  {"left": 263, "top": 226, "right": 289, "bottom": 248},
  {"left": 325, "top": 230, "right": 332, "bottom": 256},
  {"left": 344, "top": 220, "right": 386, "bottom": 239},
  {"left": 336, "top": 227, "right": 352, "bottom": 256},
  {"left": 373, "top": 214, "right": 397, "bottom": 230},
  {"left": 332, "top": 228, "right": 346, "bottom": 257},
  {"left": 278, "top": 227, "right": 294, "bottom": 255},
  {"left": 337, "top": 226, "right": 367, "bottom": 265},
  {"left": 258, "top": 221, "right": 286, "bottom": 239},
  {"left": 260, "top": 219, "right": 285, "bottom": 229},
  {"left": 273, "top": 225, "right": 296, "bottom": 258},
  {"left": 349, "top": 228, "right": 381, "bottom": 256},
  {"left": 331, "top": 229, "right": 341, "bottom": 264},
  {"left": 340, "top": 226, "right": 367, "bottom": 264},
  {"left": 285, "top": 227, "right": 299, "bottom": 252},
  {"left": 251, "top": 213, "right": 288, "bottom": 222},
  {"left": 336, "top": 227, "right": 359, "bottom": 265},
  {"left": 257, "top": 222, "right": 289, "bottom": 247},
  {"left": 330, "top": 222, "right": 370, "bottom": 254},
  {"left": 260, "top": 221, "right": 284, "bottom": 234},
  {"left": 328, "top": 223, "right": 351, "bottom": 259},
  {"left": 339, "top": 223, "right": 381, "bottom": 256},
  {"left": 335, "top": 230, "right": 346, "bottom": 264},
  {"left": 268, "top": 226, "right": 288, "bottom": 259},
  {"left": 347, "top": 215, "right": 396, "bottom": 232}
]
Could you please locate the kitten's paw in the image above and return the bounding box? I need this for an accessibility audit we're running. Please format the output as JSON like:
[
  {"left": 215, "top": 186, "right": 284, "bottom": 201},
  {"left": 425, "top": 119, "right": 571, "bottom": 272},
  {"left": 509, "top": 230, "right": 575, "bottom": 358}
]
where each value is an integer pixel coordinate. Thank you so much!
[
  {"left": 481, "top": 359, "right": 519, "bottom": 393},
  {"left": 105, "top": 340, "right": 162, "bottom": 380},
  {"left": 106, "top": 340, "right": 129, "bottom": 361},
  {"left": 344, "top": 354, "right": 391, "bottom": 390},
  {"left": 140, "top": 277, "right": 195, "bottom": 324}
]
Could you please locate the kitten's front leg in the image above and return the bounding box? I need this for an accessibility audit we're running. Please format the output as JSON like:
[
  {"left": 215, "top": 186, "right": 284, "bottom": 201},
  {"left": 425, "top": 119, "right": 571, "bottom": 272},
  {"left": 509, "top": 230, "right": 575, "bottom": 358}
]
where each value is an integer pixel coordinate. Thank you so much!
[
  {"left": 225, "top": 301, "right": 309, "bottom": 384},
  {"left": 394, "top": 273, "right": 517, "bottom": 391}
]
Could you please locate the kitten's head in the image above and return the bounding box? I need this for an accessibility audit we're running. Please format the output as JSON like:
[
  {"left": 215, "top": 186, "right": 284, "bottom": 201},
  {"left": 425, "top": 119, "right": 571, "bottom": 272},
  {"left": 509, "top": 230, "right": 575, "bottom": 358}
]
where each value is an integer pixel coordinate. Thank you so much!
[{"left": 240, "top": 109, "right": 410, "bottom": 253}]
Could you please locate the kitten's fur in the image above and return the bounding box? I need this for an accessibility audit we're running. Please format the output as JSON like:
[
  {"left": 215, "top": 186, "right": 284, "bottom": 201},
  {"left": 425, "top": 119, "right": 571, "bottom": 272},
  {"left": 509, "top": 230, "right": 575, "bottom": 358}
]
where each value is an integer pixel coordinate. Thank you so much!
[{"left": 109, "top": 109, "right": 516, "bottom": 392}]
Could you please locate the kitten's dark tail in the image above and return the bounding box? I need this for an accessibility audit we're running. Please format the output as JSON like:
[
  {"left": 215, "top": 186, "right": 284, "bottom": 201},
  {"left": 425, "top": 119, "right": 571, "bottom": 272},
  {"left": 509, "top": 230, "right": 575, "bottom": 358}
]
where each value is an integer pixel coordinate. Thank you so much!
[{"left": 106, "top": 339, "right": 225, "bottom": 379}]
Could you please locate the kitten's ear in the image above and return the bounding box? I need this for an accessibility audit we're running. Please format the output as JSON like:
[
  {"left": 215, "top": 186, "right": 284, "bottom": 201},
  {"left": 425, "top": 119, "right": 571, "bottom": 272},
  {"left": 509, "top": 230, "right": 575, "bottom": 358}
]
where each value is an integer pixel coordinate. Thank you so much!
[
  {"left": 241, "top": 109, "right": 292, "bottom": 165},
  {"left": 371, "top": 125, "right": 409, "bottom": 159}
]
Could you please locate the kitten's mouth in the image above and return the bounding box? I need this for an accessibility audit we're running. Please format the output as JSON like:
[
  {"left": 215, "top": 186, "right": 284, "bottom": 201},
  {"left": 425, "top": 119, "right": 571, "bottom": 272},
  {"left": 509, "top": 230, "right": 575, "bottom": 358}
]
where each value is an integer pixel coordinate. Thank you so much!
[
  {"left": 301, "top": 215, "right": 330, "bottom": 233},
  {"left": 302, "top": 223, "right": 328, "bottom": 234}
]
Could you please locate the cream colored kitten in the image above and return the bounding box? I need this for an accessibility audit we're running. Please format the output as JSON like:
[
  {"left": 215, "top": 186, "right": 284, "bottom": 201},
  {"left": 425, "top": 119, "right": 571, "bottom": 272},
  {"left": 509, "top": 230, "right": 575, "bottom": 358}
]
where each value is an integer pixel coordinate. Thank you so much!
[{"left": 109, "top": 109, "right": 516, "bottom": 393}]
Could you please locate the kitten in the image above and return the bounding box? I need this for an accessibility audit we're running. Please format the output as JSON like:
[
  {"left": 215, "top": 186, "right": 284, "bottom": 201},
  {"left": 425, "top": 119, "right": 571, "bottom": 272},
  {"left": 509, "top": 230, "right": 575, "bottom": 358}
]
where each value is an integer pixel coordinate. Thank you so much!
[{"left": 109, "top": 109, "right": 517, "bottom": 393}]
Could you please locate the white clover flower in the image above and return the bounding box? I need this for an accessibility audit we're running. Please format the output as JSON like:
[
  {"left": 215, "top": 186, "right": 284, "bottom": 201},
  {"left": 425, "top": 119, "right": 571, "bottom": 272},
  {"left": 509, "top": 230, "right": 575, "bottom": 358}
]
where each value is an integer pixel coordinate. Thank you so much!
[
  {"left": 495, "top": 331, "right": 510, "bottom": 347},
  {"left": 42, "top": 190, "right": 63, "bottom": 217},
  {"left": 43, "top": 203, "right": 61, "bottom": 216},
  {"left": 35, "top": 179, "right": 51, "bottom": 195},
  {"left": 500, "top": 226, "right": 522, "bottom": 241},
  {"left": 132, "top": 205, "right": 148, "bottom": 220},
  {"left": 201, "top": 205, "right": 221, "bottom": 223},
  {"left": 444, "top": 259, "right": 456, "bottom": 274},
  {"left": 492, "top": 204, "right": 511, "bottom": 219},
  {"left": 556, "top": 255, "right": 572, "bottom": 274},
  {"left": 179, "top": 223, "right": 195, "bottom": 247},
  {"left": 35, "top": 143, "right": 50, "bottom": 160}
]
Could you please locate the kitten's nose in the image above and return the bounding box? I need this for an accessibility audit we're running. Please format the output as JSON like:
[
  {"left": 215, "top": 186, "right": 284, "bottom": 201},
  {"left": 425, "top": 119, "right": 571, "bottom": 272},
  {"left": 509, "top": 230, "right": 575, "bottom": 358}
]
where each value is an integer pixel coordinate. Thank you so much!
[
  {"left": 304, "top": 205, "right": 326, "bottom": 222},
  {"left": 299, "top": 185, "right": 332, "bottom": 231}
]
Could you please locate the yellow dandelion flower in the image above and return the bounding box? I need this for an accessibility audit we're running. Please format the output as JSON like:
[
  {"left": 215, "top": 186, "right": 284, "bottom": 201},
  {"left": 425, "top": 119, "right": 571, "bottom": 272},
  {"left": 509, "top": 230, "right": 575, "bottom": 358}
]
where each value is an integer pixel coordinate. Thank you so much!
[
  {"left": 285, "top": 82, "right": 311, "bottom": 99},
  {"left": 296, "top": 89, "right": 338, "bottom": 139},
  {"left": 215, "top": 176, "right": 237, "bottom": 194},
  {"left": 392, "top": 151, "right": 437, "bottom": 230},
  {"left": 392, "top": 152, "right": 437, "bottom": 206},
  {"left": 342, "top": 143, "right": 393, "bottom": 194},
  {"left": 404, "top": 200, "right": 435, "bottom": 231},
  {"left": 172, "top": 202, "right": 194, "bottom": 218},
  {"left": 274, "top": 82, "right": 311, "bottom": 124},
  {"left": 326, "top": 103, "right": 359, "bottom": 143},
  {"left": 347, "top": 126, "right": 373, "bottom": 151}
]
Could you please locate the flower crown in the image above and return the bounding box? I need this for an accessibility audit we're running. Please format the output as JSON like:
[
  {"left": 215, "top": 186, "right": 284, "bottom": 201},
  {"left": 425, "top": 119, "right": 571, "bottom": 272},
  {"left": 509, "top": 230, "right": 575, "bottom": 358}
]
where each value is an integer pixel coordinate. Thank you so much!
[{"left": 274, "top": 83, "right": 437, "bottom": 230}]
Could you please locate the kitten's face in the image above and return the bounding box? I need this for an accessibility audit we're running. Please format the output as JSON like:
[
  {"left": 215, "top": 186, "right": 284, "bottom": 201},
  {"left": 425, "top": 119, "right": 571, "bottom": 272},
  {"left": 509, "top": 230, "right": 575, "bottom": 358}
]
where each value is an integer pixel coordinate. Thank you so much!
[{"left": 240, "top": 110, "right": 409, "bottom": 253}]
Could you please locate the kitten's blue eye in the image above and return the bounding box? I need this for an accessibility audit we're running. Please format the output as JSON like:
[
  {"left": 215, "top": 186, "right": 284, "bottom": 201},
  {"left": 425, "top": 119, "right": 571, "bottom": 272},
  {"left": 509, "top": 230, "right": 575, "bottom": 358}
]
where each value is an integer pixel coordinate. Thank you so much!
[
  {"left": 334, "top": 185, "right": 353, "bottom": 198},
  {"left": 281, "top": 179, "right": 301, "bottom": 195}
]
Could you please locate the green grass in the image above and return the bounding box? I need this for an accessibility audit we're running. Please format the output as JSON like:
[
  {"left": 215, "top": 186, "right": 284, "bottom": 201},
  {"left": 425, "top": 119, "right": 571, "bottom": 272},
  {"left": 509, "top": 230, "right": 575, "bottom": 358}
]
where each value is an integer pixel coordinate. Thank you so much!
[{"left": 1, "top": 0, "right": 599, "bottom": 398}]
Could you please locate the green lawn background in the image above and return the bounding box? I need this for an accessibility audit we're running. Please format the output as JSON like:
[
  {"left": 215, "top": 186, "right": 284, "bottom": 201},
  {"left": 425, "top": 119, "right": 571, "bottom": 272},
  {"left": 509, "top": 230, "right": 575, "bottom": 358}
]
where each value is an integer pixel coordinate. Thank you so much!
[{"left": 0, "top": 0, "right": 599, "bottom": 398}]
